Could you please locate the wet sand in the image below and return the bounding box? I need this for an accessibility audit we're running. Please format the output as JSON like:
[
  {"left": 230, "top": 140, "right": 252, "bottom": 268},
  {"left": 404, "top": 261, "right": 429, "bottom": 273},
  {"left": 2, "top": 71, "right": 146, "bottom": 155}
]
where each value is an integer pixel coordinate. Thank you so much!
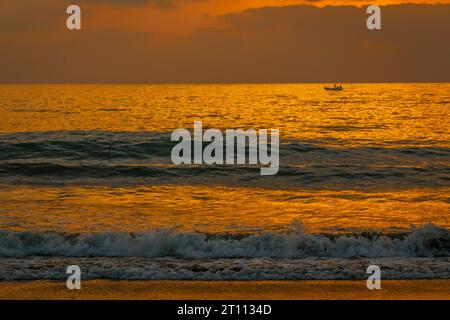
[{"left": 0, "top": 280, "right": 449, "bottom": 300}]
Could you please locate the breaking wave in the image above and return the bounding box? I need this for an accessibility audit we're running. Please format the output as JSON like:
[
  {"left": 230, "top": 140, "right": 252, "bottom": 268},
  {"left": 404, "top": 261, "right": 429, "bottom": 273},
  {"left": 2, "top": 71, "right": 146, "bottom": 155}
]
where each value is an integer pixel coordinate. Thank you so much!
[{"left": 1, "top": 223, "right": 448, "bottom": 258}]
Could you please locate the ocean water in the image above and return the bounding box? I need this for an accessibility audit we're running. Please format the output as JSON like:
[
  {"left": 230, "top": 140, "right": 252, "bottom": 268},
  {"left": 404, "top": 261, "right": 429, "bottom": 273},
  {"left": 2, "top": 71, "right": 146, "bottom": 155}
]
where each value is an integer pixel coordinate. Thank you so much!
[{"left": 0, "top": 83, "right": 448, "bottom": 280}]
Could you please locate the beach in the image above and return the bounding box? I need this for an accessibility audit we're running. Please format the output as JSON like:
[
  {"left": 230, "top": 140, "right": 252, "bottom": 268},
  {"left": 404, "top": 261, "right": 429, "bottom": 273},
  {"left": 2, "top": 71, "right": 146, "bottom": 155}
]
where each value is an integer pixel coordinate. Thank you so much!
[{"left": 1, "top": 280, "right": 449, "bottom": 300}]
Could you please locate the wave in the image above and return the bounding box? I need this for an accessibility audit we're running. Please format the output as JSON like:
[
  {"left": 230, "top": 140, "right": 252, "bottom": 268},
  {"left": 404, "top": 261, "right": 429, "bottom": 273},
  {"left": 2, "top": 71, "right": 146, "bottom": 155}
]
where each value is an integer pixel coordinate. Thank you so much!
[
  {"left": 0, "top": 162, "right": 448, "bottom": 190},
  {"left": 1, "top": 256, "right": 449, "bottom": 280},
  {"left": 0, "top": 131, "right": 172, "bottom": 162},
  {"left": 0, "top": 131, "right": 448, "bottom": 188},
  {"left": 1, "top": 223, "right": 448, "bottom": 258},
  {"left": 1, "top": 131, "right": 448, "bottom": 163}
]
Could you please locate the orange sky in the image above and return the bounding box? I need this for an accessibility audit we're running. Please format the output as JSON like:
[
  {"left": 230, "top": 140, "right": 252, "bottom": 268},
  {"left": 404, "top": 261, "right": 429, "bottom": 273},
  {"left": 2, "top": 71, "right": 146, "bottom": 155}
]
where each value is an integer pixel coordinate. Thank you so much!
[
  {"left": 74, "top": 0, "right": 450, "bottom": 37},
  {"left": 1, "top": 0, "right": 449, "bottom": 82}
]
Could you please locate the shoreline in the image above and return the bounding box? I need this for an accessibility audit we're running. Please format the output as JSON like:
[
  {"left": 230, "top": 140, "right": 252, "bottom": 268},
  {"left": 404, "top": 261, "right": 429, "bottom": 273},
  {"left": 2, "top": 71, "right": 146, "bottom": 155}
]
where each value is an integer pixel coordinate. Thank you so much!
[{"left": 0, "top": 279, "right": 449, "bottom": 300}]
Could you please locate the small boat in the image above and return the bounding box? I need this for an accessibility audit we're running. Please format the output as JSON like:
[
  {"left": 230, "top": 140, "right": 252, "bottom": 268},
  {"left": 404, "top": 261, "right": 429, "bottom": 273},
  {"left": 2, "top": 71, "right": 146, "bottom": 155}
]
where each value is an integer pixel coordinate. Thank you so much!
[{"left": 324, "top": 84, "right": 343, "bottom": 91}]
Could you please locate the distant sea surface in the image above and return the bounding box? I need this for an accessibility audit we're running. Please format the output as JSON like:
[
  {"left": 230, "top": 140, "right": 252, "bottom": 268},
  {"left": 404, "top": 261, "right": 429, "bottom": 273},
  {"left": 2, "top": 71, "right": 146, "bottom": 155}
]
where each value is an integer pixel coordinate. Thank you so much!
[{"left": 0, "top": 84, "right": 448, "bottom": 280}]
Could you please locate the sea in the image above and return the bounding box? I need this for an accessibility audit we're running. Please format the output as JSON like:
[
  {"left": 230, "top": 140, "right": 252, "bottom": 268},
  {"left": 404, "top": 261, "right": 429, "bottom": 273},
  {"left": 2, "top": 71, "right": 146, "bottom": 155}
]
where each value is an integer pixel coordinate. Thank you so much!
[{"left": 0, "top": 83, "right": 448, "bottom": 280}]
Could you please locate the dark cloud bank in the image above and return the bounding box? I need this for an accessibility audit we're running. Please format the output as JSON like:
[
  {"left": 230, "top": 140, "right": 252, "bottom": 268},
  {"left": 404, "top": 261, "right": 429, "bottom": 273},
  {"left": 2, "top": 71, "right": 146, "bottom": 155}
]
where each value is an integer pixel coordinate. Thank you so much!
[{"left": 1, "top": 4, "right": 449, "bottom": 83}]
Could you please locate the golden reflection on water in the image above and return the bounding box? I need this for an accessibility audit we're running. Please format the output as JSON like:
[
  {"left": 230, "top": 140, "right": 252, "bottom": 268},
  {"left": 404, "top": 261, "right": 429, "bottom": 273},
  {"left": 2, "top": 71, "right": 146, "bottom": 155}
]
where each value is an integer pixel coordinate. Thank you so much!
[
  {"left": 1, "top": 84, "right": 449, "bottom": 147},
  {"left": 0, "top": 84, "right": 449, "bottom": 234},
  {"left": 0, "top": 185, "right": 448, "bottom": 234}
]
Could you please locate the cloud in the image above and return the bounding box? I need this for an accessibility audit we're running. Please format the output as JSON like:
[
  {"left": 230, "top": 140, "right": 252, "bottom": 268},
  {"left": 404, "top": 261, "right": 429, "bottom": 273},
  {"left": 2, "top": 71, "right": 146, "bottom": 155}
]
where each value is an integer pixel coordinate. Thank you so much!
[
  {"left": 79, "top": 0, "right": 210, "bottom": 9},
  {"left": 80, "top": 0, "right": 173, "bottom": 8},
  {"left": 0, "top": 1, "right": 62, "bottom": 32},
  {"left": 1, "top": 3, "right": 449, "bottom": 82},
  {"left": 0, "top": 0, "right": 177, "bottom": 34}
]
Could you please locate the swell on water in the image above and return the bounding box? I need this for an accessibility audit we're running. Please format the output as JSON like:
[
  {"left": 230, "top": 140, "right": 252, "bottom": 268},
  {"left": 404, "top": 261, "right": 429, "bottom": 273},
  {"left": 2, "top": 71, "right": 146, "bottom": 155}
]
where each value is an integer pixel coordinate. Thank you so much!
[{"left": 0, "top": 131, "right": 449, "bottom": 188}]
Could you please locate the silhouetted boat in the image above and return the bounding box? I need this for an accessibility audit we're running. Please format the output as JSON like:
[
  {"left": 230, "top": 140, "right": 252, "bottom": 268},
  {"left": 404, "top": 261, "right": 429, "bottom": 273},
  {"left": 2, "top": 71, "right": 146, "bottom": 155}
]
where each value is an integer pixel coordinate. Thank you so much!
[{"left": 324, "top": 84, "right": 343, "bottom": 91}]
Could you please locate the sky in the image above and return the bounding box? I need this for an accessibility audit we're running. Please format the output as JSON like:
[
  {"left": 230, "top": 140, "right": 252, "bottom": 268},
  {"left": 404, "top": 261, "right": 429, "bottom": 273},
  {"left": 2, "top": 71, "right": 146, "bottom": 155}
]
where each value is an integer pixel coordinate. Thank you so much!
[{"left": 1, "top": 0, "right": 449, "bottom": 82}]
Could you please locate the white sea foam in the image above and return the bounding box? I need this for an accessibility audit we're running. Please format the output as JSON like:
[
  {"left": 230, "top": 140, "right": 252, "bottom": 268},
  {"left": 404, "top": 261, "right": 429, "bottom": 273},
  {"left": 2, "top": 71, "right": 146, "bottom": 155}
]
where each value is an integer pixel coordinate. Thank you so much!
[
  {"left": 0, "top": 222, "right": 448, "bottom": 258},
  {"left": 0, "top": 257, "right": 448, "bottom": 280}
]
